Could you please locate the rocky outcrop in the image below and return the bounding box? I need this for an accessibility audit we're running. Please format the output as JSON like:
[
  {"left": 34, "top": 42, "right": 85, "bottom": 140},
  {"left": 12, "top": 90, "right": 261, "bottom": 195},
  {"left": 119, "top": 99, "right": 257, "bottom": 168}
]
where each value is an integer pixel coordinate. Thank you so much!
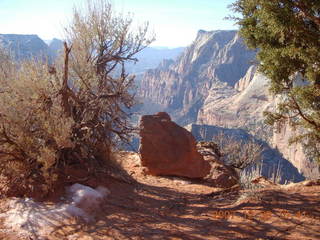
[
  {"left": 234, "top": 65, "right": 257, "bottom": 92},
  {"left": 0, "top": 34, "right": 52, "bottom": 61},
  {"left": 137, "top": 29, "right": 319, "bottom": 181},
  {"left": 197, "top": 66, "right": 320, "bottom": 180},
  {"left": 197, "top": 141, "right": 239, "bottom": 188},
  {"left": 139, "top": 114, "right": 239, "bottom": 186},
  {"left": 138, "top": 30, "right": 256, "bottom": 124},
  {"left": 139, "top": 112, "right": 211, "bottom": 178},
  {"left": 196, "top": 141, "right": 221, "bottom": 159}
]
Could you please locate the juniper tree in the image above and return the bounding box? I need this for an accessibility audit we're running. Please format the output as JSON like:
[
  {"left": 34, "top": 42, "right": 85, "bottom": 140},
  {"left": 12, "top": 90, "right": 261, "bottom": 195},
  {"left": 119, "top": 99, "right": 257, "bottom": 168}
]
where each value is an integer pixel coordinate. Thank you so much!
[{"left": 230, "top": 0, "right": 320, "bottom": 162}]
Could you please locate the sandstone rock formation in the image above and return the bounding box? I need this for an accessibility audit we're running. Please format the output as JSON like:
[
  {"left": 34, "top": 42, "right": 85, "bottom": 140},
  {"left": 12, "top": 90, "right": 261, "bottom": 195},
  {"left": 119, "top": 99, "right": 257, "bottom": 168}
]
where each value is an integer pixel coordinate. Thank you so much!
[
  {"left": 138, "top": 30, "right": 256, "bottom": 124},
  {"left": 272, "top": 121, "right": 320, "bottom": 179},
  {"left": 234, "top": 65, "right": 257, "bottom": 92},
  {"left": 138, "top": 29, "right": 319, "bottom": 180},
  {"left": 198, "top": 66, "right": 274, "bottom": 128},
  {"left": 139, "top": 112, "right": 211, "bottom": 178},
  {"left": 197, "top": 67, "right": 320, "bottom": 179},
  {"left": 197, "top": 141, "right": 238, "bottom": 188}
]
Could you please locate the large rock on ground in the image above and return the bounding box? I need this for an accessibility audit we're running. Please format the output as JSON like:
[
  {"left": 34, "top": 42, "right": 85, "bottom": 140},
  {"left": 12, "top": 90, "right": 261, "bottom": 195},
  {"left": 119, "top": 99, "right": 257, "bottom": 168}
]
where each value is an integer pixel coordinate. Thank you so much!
[{"left": 139, "top": 112, "right": 211, "bottom": 178}]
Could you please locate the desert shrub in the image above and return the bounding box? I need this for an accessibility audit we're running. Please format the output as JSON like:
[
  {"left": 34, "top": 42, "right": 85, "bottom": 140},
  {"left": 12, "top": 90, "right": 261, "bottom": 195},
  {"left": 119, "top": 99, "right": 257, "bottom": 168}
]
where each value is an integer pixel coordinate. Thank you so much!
[
  {"left": 213, "top": 132, "right": 263, "bottom": 171},
  {"left": 0, "top": 58, "right": 74, "bottom": 195},
  {"left": 239, "top": 163, "right": 263, "bottom": 190},
  {"left": 0, "top": 0, "right": 153, "bottom": 197},
  {"left": 212, "top": 132, "right": 265, "bottom": 190}
]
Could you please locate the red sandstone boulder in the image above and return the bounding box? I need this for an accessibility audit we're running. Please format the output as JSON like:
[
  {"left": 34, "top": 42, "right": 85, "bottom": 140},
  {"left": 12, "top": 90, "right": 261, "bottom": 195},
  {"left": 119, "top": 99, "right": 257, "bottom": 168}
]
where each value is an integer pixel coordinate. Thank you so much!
[{"left": 139, "top": 112, "right": 211, "bottom": 178}]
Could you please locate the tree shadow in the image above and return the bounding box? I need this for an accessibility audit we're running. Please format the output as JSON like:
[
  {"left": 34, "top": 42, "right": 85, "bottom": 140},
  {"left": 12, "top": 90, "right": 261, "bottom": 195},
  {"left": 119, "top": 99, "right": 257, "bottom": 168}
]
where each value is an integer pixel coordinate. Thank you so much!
[{"left": 49, "top": 178, "right": 320, "bottom": 240}]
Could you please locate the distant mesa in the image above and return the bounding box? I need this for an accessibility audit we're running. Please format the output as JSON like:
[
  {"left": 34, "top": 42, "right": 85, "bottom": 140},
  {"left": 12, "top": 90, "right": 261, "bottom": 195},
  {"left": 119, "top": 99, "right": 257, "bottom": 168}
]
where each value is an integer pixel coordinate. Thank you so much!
[
  {"left": 0, "top": 33, "right": 184, "bottom": 76},
  {"left": 0, "top": 34, "right": 54, "bottom": 61}
]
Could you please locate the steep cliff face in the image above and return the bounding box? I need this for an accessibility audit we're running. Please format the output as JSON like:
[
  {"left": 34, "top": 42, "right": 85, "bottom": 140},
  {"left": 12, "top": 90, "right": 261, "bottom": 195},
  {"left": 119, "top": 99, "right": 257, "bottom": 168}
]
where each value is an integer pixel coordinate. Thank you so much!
[
  {"left": 198, "top": 65, "right": 275, "bottom": 128},
  {"left": 271, "top": 118, "right": 320, "bottom": 179},
  {"left": 138, "top": 29, "right": 319, "bottom": 180},
  {"left": 198, "top": 66, "right": 320, "bottom": 179},
  {"left": 0, "top": 34, "right": 52, "bottom": 61},
  {"left": 138, "top": 30, "right": 256, "bottom": 124},
  {"left": 186, "top": 124, "right": 305, "bottom": 183}
]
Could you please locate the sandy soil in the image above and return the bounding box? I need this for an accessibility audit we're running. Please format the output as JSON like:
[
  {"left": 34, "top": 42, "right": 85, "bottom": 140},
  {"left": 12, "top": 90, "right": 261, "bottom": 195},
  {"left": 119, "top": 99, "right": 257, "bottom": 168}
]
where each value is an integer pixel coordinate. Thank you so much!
[{"left": 0, "top": 152, "right": 319, "bottom": 240}]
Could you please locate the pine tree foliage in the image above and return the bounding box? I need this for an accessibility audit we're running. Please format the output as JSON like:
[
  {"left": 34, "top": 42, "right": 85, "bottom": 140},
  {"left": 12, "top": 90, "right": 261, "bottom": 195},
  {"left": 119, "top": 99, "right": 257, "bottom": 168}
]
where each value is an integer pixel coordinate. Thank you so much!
[{"left": 230, "top": 0, "right": 320, "bottom": 162}]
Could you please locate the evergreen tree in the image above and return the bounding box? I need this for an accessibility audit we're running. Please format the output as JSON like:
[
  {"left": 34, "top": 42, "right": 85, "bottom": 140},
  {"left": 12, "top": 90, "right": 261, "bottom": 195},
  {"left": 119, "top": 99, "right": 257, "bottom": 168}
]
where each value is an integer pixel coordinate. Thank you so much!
[{"left": 230, "top": 0, "right": 320, "bottom": 162}]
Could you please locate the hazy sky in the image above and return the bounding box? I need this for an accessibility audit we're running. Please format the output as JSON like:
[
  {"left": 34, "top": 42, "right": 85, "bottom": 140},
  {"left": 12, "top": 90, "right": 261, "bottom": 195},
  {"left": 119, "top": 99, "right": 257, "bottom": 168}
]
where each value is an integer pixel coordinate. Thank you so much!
[{"left": 0, "top": 0, "right": 237, "bottom": 47}]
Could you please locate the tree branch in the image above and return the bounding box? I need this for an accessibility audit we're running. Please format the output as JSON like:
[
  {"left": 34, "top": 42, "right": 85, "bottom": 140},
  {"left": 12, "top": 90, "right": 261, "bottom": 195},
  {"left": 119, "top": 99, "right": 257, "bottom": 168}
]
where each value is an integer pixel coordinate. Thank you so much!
[
  {"left": 290, "top": 94, "right": 320, "bottom": 130},
  {"left": 293, "top": 1, "right": 320, "bottom": 28}
]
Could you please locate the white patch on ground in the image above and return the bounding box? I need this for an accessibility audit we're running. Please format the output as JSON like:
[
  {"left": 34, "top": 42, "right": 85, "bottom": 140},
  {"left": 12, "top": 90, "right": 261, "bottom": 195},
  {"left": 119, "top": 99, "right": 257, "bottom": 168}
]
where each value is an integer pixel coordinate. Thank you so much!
[
  {"left": 172, "top": 178, "right": 192, "bottom": 185},
  {"left": 0, "top": 184, "right": 110, "bottom": 238}
]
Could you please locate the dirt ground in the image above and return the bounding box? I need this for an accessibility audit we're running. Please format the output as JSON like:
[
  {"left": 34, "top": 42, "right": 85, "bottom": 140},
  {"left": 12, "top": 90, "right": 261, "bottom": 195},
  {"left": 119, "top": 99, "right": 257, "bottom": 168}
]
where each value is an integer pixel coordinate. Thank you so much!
[{"left": 0, "top": 152, "right": 320, "bottom": 240}]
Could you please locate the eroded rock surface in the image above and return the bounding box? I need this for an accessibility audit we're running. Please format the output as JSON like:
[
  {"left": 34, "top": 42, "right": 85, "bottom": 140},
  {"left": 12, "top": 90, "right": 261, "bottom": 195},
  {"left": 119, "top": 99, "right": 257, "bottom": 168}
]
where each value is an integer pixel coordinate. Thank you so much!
[
  {"left": 197, "top": 141, "right": 239, "bottom": 188},
  {"left": 138, "top": 30, "right": 256, "bottom": 124},
  {"left": 139, "top": 112, "right": 211, "bottom": 178},
  {"left": 138, "top": 29, "right": 319, "bottom": 180}
]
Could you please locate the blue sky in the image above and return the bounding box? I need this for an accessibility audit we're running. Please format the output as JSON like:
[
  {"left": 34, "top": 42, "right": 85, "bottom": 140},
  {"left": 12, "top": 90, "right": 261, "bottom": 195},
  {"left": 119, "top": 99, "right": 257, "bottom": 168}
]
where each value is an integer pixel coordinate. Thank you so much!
[{"left": 0, "top": 0, "right": 238, "bottom": 47}]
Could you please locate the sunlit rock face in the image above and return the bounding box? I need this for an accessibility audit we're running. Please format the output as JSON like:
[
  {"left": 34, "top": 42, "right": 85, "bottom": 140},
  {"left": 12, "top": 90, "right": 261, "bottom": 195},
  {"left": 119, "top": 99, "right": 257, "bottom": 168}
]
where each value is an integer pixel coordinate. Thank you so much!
[
  {"left": 138, "top": 29, "right": 320, "bottom": 180},
  {"left": 198, "top": 66, "right": 320, "bottom": 180},
  {"left": 272, "top": 119, "right": 320, "bottom": 179},
  {"left": 138, "top": 30, "right": 256, "bottom": 124},
  {"left": 139, "top": 112, "right": 211, "bottom": 178},
  {"left": 198, "top": 65, "right": 274, "bottom": 128}
]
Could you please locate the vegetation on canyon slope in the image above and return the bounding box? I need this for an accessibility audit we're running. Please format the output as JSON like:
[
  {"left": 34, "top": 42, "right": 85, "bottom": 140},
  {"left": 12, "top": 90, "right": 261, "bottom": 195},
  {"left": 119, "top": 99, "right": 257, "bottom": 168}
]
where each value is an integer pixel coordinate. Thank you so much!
[
  {"left": 0, "top": 0, "right": 153, "bottom": 196},
  {"left": 231, "top": 0, "right": 320, "bottom": 162}
]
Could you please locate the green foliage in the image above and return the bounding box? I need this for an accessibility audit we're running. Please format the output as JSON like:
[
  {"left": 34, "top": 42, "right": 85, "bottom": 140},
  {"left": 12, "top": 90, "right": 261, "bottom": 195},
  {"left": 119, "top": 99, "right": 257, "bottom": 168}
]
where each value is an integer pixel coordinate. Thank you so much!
[{"left": 230, "top": 0, "right": 320, "bottom": 162}]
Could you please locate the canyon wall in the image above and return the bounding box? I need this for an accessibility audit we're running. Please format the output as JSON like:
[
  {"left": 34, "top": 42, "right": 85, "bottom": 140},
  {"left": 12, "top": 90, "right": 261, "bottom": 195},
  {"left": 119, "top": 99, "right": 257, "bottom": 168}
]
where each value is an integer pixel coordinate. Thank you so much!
[{"left": 138, "top": 30, "right": 320, "bottom": 180}]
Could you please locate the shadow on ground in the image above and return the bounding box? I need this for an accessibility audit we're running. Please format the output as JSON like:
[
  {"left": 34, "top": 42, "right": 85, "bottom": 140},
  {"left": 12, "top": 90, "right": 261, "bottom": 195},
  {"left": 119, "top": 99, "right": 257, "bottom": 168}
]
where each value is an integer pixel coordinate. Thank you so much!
[{"left": 50, "top": 177, "right": 320, "bottom": 240}]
